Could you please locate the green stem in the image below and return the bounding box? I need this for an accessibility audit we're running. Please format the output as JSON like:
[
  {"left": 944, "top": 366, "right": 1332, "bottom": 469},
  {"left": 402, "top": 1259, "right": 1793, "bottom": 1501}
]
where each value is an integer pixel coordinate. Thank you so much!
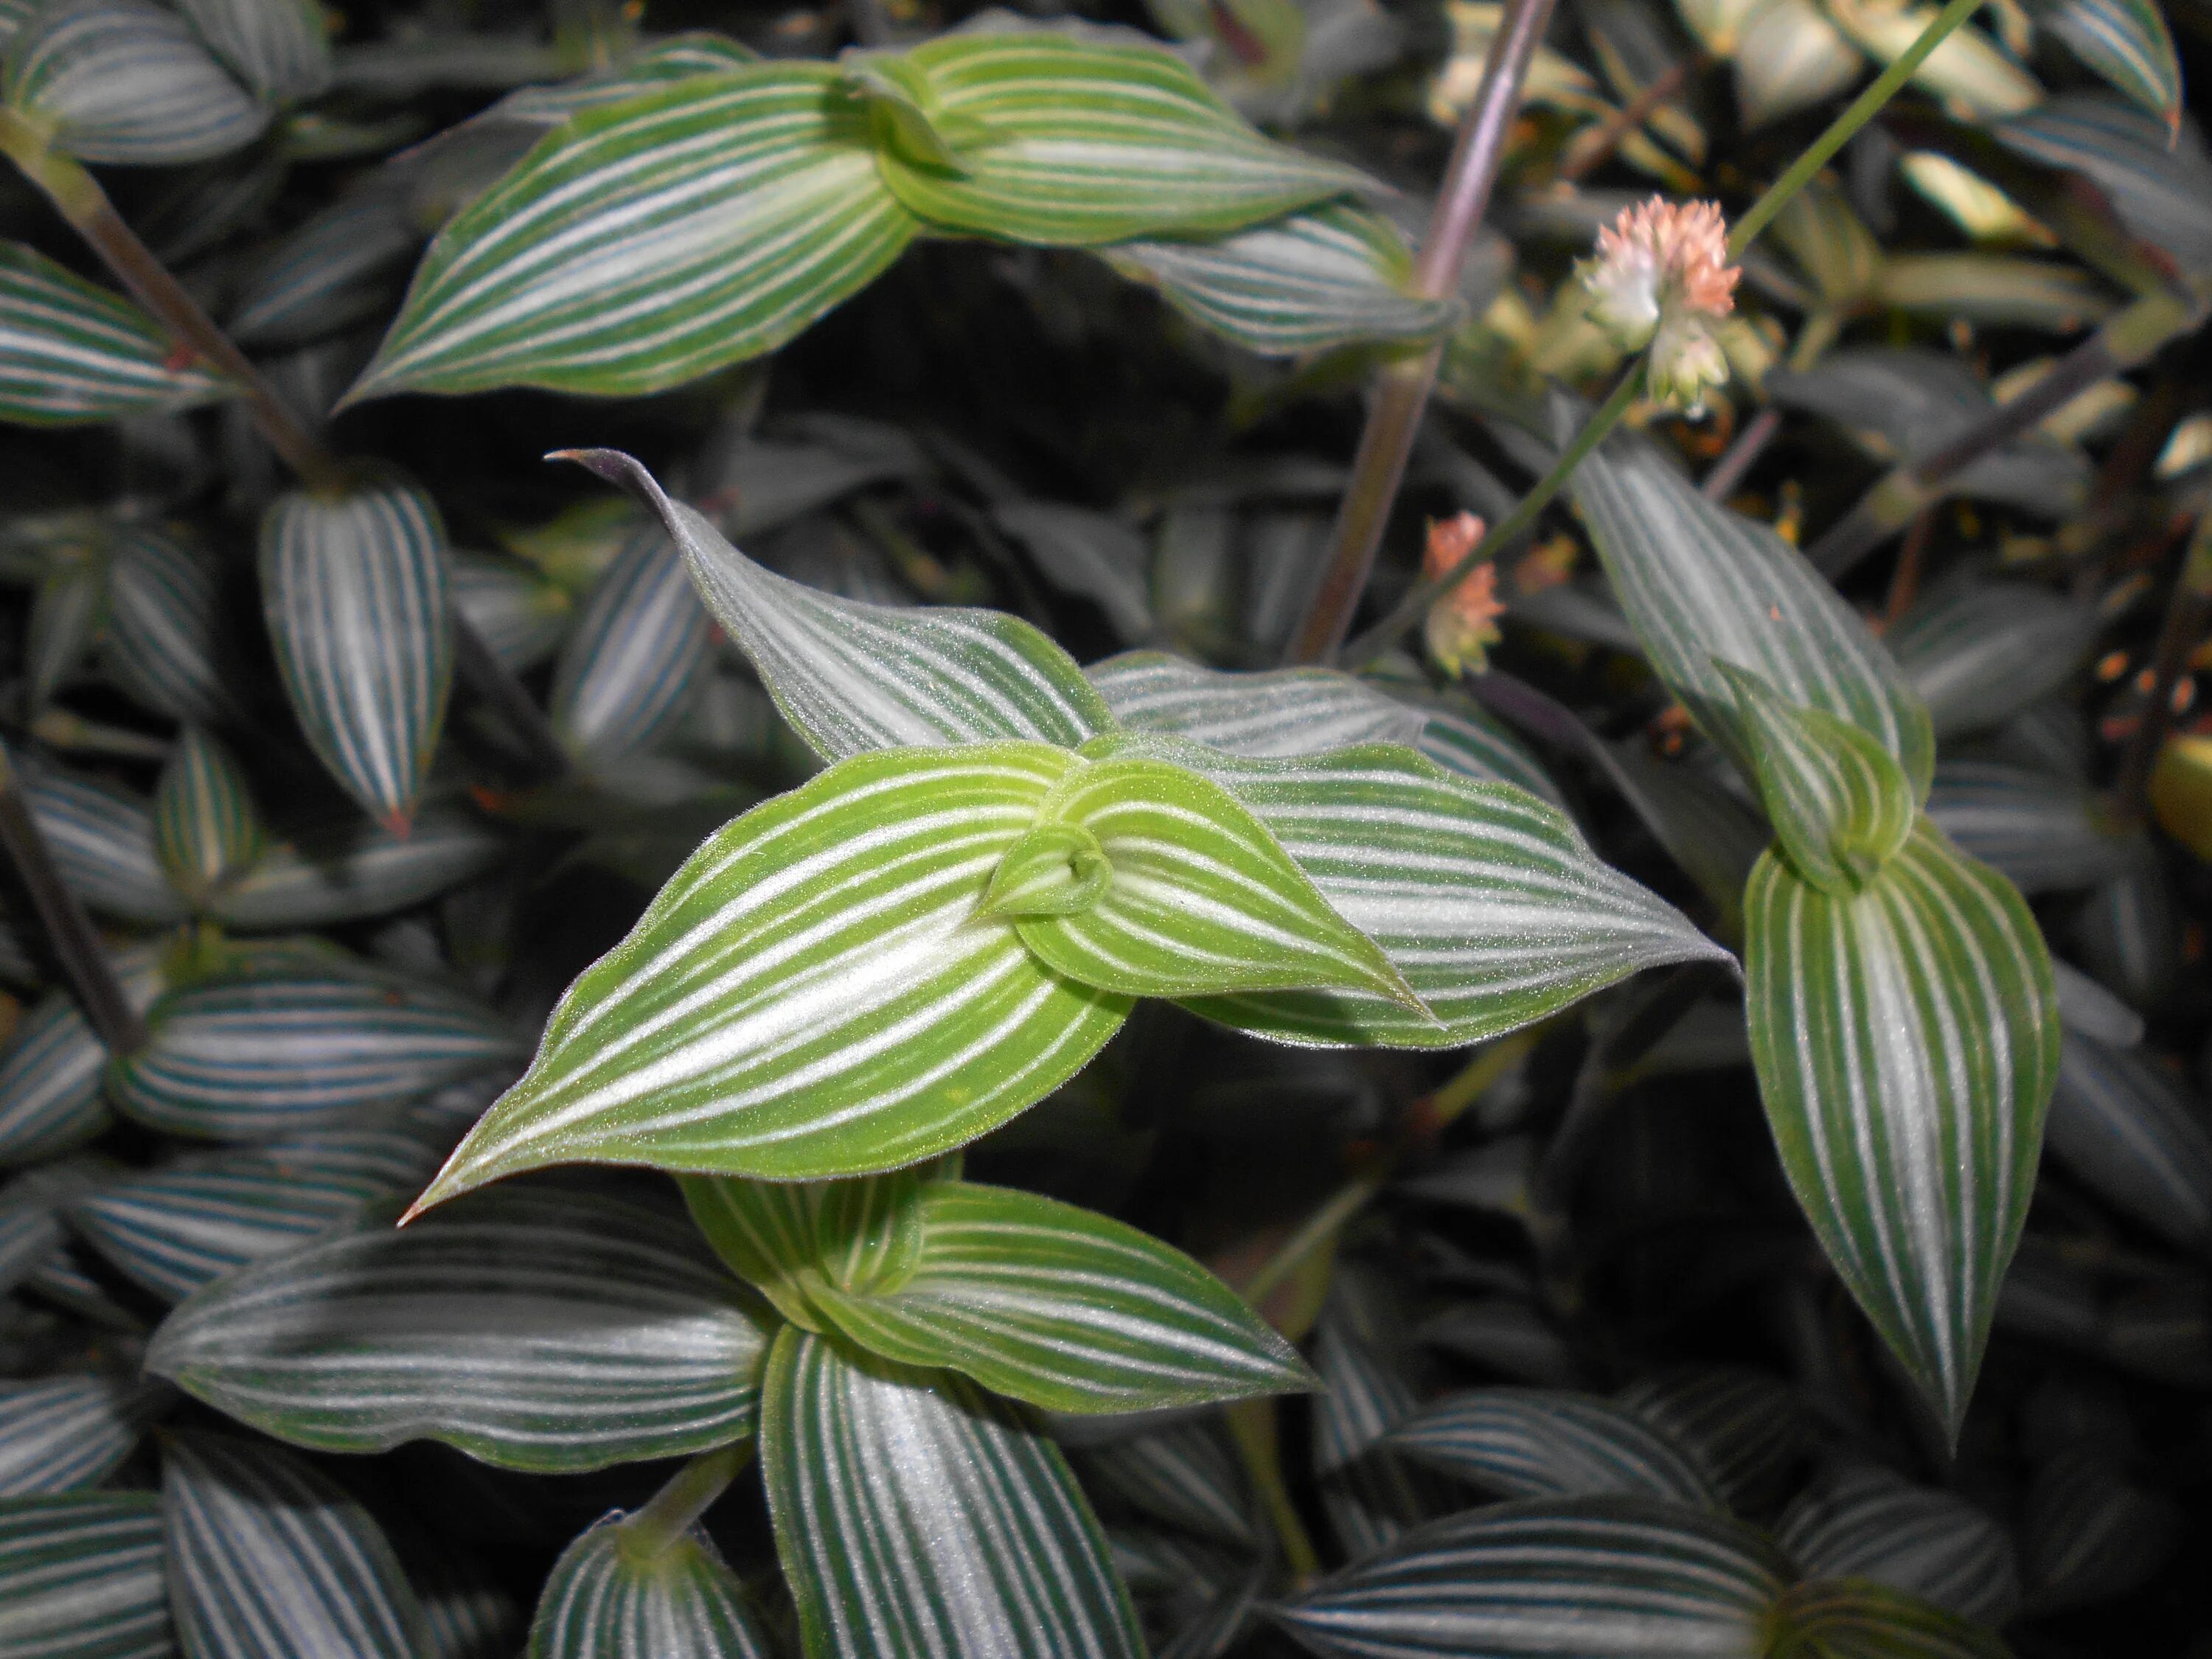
[
  {"left": 1225, "top": 1400, "right": 1322, "bottom": 1582},
  {"left": 617, "top": 1442, "right": 751, "bottom": 1562}
]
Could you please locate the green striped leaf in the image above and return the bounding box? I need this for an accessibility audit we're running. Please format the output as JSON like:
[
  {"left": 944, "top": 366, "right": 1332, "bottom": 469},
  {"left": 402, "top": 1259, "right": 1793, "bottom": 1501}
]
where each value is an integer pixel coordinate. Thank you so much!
[
  {"left": 208, "top": 806, "right": 504, "bottom": 931},
  {"left": 0, "top": 241, "right": 232, "bottom": 426},
  {"left": 790, "top": 1179, "right": 1315, "bottom": 1413},
  {"left": 0, "top": 947, "right": 163, "bottom": 1164},
  {"left": 2047, "top": 1030, "right": 2212, "bottom": 1248},
  {"left": 350, "top": 66, "right": 919, "bottom": 401},
  {"left": 0, "top": 1492, "right": 170, "bottom": 1659},
  {"left": 101, "top": 521, "right": 236, "bottom": 725},
  {"left": 1777, "top": 1465, "right": 2019, "bottom": 1624},
  {"left": 1274, "top": 1495, "right": 1792, "bottom": 1658},
  {"left": 550, "top": 524, "right": 712, "bottom": 770},
  {"left": 2, "top": 0, "right": 264, "bottom": 164},
  {"left": 1719, "top": 661, "right": 1917, "bottom": 894},
  {"left": 229, "top": 191, "right": 419, "bottom": 348},
  {"left": 260, "top": 470, "right": 456, "bottom": 831},
  {"left": 1745, "top": 818, "right": 2059, "bottom": 1438},
  {"left": 2026, "top": 0, "right": 2180, "bottom": 131},
  {"left": 24, "top": 763, "right": 189, "bottom": 926},
  {"left": 415, "top": 745, "right": 1132, "bottom": 1204},
  {"left": 681, "top": 1167, "right": 926, "bottom": 1328},
  {"left": 1387, "top": 1388, "right": 1717, "bottom": 1508},
  {"left": 1926, "top": 761, "right": 2129, "bottom": 894},
  {"left": 72, "top": 1124, "right": 441, "bottom": 1302},
  {"left": 162, "top": 1430, "right": 431, "bottom": 1659},
  {"left": 1312, "top": 1292, "right": 1457, "bottom": 1560},
  {"left": 1767, "top": 1579, "right": 2008, "bottom": 1659},
  {"left": 528, "top": 1511, "right": 772, "bottom": 1659},
  {"left": 0, "top": 1157, "right": 116, "bottom": 1295},
  {"left": 1004, "top": 749, "right": 1423, "bottom": 1006},
  {"left": 760, "top": 1326, "right": 1146, "bottom": 1659},
  {"left": 1102, "top": 203, "right": 1456, "bottom": 356},
  {"left": 868, "top": 27, "right": 1371, "bottom": 245},
  {"left": 1571, "top": 427, "right": 1935, "bottom": 801},
  {"left": 1615, "top": 1370, "right": 1805, "bottom": 1517},
  {"left": 1994, "top": 94, "right": 2212, "bottom": 274},
  {"left": 2023, "top": 1447, "right": 2180, "bottom": 1608},
  {"left": 145, "top": 1190, "right": 769, "bottom": 1472},
  {"left": 1089, "top": 651, "right": 1424, "bottom": 756},
  {"left": 452, "top": 549, "right": 572, "bottom": 672},
  {"left": 26, "top": 538, "right": 105, "bottom": 708},
  {"left": 1081, "top": 1418, "right": 1259, "bottom": 1548},
  {"left": 1887, "top": 580, "right": 2101, "bottom": 742},
  {"left": 110, "top": 967, "right": 524, "bottom": 1141},
  {"left": 1114, "top": 737, "right": 1726, "bottom": 1048},
  {"left": 175, "top": 0, "right": 327, "bottom": 101},
  {"left": 154, "top": 726, "right": 263, "bottom": 908},
  {"left": 569, "top": 450, "right": 1113, "bottom": 761},
  {"left": 0, "top": 1374, "right": 163, "bottom": 1495}
]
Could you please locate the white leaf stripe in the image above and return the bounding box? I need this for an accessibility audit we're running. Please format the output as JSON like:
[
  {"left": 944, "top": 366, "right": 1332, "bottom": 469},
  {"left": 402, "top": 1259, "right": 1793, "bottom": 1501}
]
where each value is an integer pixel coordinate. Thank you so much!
[
  {"left": 23, "top": 764, "right": 188, "bottom": 926},
  {"left": 0, "top": 1492, "right": 170, "bottom": 1659},
  {"left": 452, "top": 550, "right": 572, "bottom": 672},
  {"left": 0, "top": 240, "right": 233, "bottom": 425},
  {"left": 0, "top": 1375, "right": 161, "bottom": 1496},
  {"left": 1274, "top": 1495, "right": 1792, "bottom": 1659},
  {"left": 2, "top": 0, "right": 266, "bottom": 164},
  {"left": 761, "top": 1327, "right": 1146, "bottom": 1659},
  {"left": 1614, "top": 1370, "right": 1804, "bottom": 1515},
  {"left": 1776, "top": 1465, "right": 2019, "bottom": 1624},
  {"left": 173, "top": 0, "right": 329, "bottom": 100},
  {"left": 574, "top": 450, "right": 1113, "bottom": 762},
  {"left": 1744, "top": 818, "right": 2059, "bottom": 1437},
  {"left": 260, "top": 473, "right": 455, "bottom": 830},
  {"left": 154, "top": 726, "right": 262, "bottom": 905},
  {"left": 807, "top": 1180, "right": 1314, "bottom": 1413},
  {"left": 476, "top": 31, "right": 759, "bottom": 131},
  {"left": 1088, "top": 651, "right": 1425, "bottom": 757},
  {"left": 527, "top": 1514, "right": 773, "bottom": 1659},
  {"left": 1079, "top": 1421, "right": 1258, "bottom": 1550},
  {"left": 1387, "top": 1388, "right": 1717, "bottom": 1509},
  {"left": 162, "top": 1431, "right": 431, "bottom": 1659},
  {"left": 145, "top": 1191, "right": 770, "bottom": 1472},
  {"left": 0, "top": 945, "right": 163, "bottom": 1163},
  {"left": 2034, "top": 0, "right": 2180, "bottom": 125},
  {"left": 417, "top": 745, "right": 1130, "bottom": 1202},
  {"left": 101, "top": 522, "right": 235, "bottom": 724},
  {"left": 209, "top": 806, "right": 504, "bottom": 931},
  {"left": 2047, "top": 1030, "right": 2212, "bottom": 1248},
  {"left": 230, "top": 192, "right": 419, "bottom": 348},
  {"left": 1571, "top": 426, "right": 1935, "bottom": 801},
  {"left": 680, "top": 1168, "right": 924, "bottom": 1328},
  {"left": 351, "top": 67, "right": 917, "bottom": 400},
  {"left": 1924, "top": 759, "right": 2131, "bottom": 894},
  {"left": 550, "top": 523, "right": 712, "bottom": 767}
]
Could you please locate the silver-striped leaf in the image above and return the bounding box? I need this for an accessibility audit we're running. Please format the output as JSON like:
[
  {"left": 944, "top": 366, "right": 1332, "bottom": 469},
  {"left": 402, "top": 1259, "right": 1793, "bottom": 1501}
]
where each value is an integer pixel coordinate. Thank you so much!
[
  {"left": 1614, "top": 1369, "right": 1805, "bottom": 1517},
  {"left": 0, "top": 945, "right": 165, "bottom": 1164},
  {"left": 0, "top": 1492, "right": 170, "bottom": 1659},
  {"left": 2025, "top": 0, "right": 2181, "bottom": 130},
  {"left": 1885, "top": 580, "right": 2101, "bottom": 742},
  {"left": 260, "top": 471, "right": 455, "bottom": 831},
  {"left": 0, "top": 1155, "right": 116, "bottom": 1295},
  {"left": 23, "top": 763, "right": 189, "bottom": 926},
  {"left": 549, "top": 523, "right": 712, "bottom": 770},
  {"left": 162, "top": 1430, "right": 432, "bottom": 1659},
  {"left": 1776, "top": 1464, "right": 2020, "bottom": 1624},
  {"left": 154, "top": 726, "right": 263, "bottom": 908},
  {"left": 1088, "top": 650, "right": 1424, "bottom": 757},
  {"left": 0, "top": 240, "right": 232, "bottom": 426},
  {"left": 145, "top": 1189, "right": 769, "bottom": 1472},
  {"left": 414, "top": 745, "right": 1133, "bottom": 1204},
  {"left": 759, "top": 1326, "right": 1147, "bottom": 1659},
  {"left": 527, "top": 1510, "right": 772, "bottom": 1659},
  {"left": 25, "top": 538, "right": 105, "bottom": 707},
  {"left": 570, "top": 450, "right": 1114, "bottom": 762},
  {"left": 1080, "top": 1417, "right": 1259, "bottom": 1550},
  {"left": 451, "top": 549, "right": 571, "bottom": 673},
  {"left": 0, "top": 1374, "right": 163, "bottom": 1496},
  {"left": 2, "top": 0, "right": 265, "bottom": 164},
  {"left": 992, "top": 504, "right": 1153, "bottom": 643},
  {"left": 173, "top": 0, "right": 327, "bottom": 101},
  {"left": 229, "top": 190, "right": 419, "bottom": 348},
  {"left": 110, "top": 967, "right": 524, "bottom": 1141},
  {"left": 869, "top": 27, "right": 1371, "bottom": 245},
  {"left": 349, "top": 66, "right": 920, "bottom": 401},
  {"left": 1744, "top": 818, "right": 2059, "bottom": 1439},
  {"left": 100, "top": 521, "right": 235, "bottom": 726},
  {"left": 1767, "top": 1579, "right": 2008, "bottom": 1659},
  {"left": 1273, "top": 1495, "right": 1792, "bottom": 1658},
  {"left": 1102, "top": 202, "right": 1455, "bottom": 356},
  {"left": 792, "top": 1179, "right": 1315, "bottom": 1413},
  {"left": 2023, "top": 1446, "right": 2181, "bottom": 1610},
  {"left": 681, "top": 1166, "right": 926, "bottom": 1328},
  {"left": 1387, "top": 1388, "right": 1718, "bottom": 1509},
  {"left": 1571, "top": 425, "right": 1935, "bottom": 801},
  {"left": 207, "top": 805, "right": 504, "bottom": 931},
  {"left": 1925, "top": 760, "right": 2131, "bottom": 894},
  {"left": 2045, "top": 1030, "right": 2212, "bottom": 1249},
  {"left": 1311, "top": 1293, "right": 1456, "bottom": 1561}
]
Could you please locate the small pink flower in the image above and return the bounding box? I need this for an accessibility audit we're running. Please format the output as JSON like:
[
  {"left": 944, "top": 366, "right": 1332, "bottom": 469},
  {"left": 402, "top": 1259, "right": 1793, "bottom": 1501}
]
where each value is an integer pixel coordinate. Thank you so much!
[
  {"left": 1422, "top": 513, "right": 1504, "bottom": 677},
  {"left": 1579, "top": 197, "right": 1742, "bottom": 413}
]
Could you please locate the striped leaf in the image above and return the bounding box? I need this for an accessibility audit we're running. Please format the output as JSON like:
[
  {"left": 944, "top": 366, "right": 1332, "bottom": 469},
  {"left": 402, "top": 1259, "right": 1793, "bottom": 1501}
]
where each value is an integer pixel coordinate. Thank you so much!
[
  {"left": 27, "top": 539, "right": 105, "bottom": 707},
  {"left": 260, "top": 470, "right": 455, "bottom": 831},
  {"left": 1274, "top": 1495, "right": 1792, "bottom": 1658},
  {"left": 1081, "top": 1419, "right": 1259, "bottom": 1549},
  {"left": 1312, "top": 1295, "right": 1457, "bottom": 1561},
  {"left": 1719, "top": 661, "right": 1916, "bottom": 894},
  {"left": 1615, "top": 1370, "right": 1806, "bottom": 1517},
  {"left": 2046, "top": 1031, "right": 2212, "bottom": 1248},
  {"left": 0, "top": 1156, "right": 116, "bottom": 1295},
  {"left": 528, "top": 1511, "right": 772, "bottom": 1659},
  {"left": 1885, "top": 580, "right": 2101, "bottom": 742},
  {"left": 209, "top": 805, "right": 503, "bottom": 931},
  {"left": 790, "top": 1179, "right": 1315, "bottom": 1413},
  {"left": 0, "top": 945, "right": 164, "bottom": 1164},
  {"left": 72, "top": 1125, "right": 441, "bottom": 1302},
  {"left": 549, "top": 524, "right": 713, "bottom": 770},
  {"left": 869, "top": 28, "right": 1371, "bottom": 245},
  {"left": 350, "top": 66, "right": 919, "bottom": 401},
  {"left": 1088, "top": 651, "right": 1424, "bottom": 757},
  {"left": 1102, "top": 203, "right": 1456, "bottom": 356},
  {"left": 1925, "top": 761, "right": 2130, "bottom": 894},
  {"left": 1002, "top": 750, "right": 1423, "bottom": 1006},
  {"left": 229, "top": 191, "right": 419, "bottom": 348},
  {"left": 570, "top": 450, "right": 1113, "bottom": 761},
  {"left": 1116, "top": 737, "right": 1726, "bottom": 1048},
  {"left": 1767, "top": 1579, "right": 2008, "bottom": 1659},
  {"left": 24, "top": 763, "right": 189, "bottom": 926},
  {"left": 0, "top": 241, "right": 232, "bottom": 426},
  {"left": 1388, "top": 1388, "right": 1718, "bottom": 1509},
  {"left": 414, "top": 745, "right": 1133, "bottom": 1204},
  {"left": 145, "top": 1189, "right": 769, "bottom": 1472},
  {"left": 2, "top": 0, "right": 265, "bottom": 164},
  {"left": 2023, "top": 1447, "right": 2181, "bottom": 1609},
  {"left": 451, "top": 550, "right": 571, "bottom": 672},
  {"left": 174, "top": 0, "right": 327, "bottom": 101},
  {"left": 0, "top": 1374, "right": 162, "bottom": 1495},
  {"left": 0, "top": 1492, "right": 170, "bottom": 1659},
  {"left": 1571, "top": 427, "right": 1935, "bottom": 802},
  {"left": 162, "top": 1430, "right": 431, "bottom": 1659},
  {"left": 681, "top": 1167, "right": 926, "bottom": 1327},
  {"left": 110, "top": 967, "right": 524, "bottom": 1141},
  {"left": 100, "top": 521, "right": 235, "bottom": 725},
  {"left": 992, "top": 503, "right": 1153, "bottom": 643},
  {"left": 154, "top": 726, "right": 263, "bottom": 908},
  {"left": 1744, "top": 818, "right": 2059, "bottom": 1438},
  {"left": 1777, "top": 1465, "right": 2020, "bottom": 1624},
  {"left": 759, "top": 1326, "right": 1146, "bottom": 1659},
  {"left": 1382, "top": 684, "right": 1562, "bottom": 804},
  {"left": 2026, "top": 0, "right": 2180, "bottom": 131}
]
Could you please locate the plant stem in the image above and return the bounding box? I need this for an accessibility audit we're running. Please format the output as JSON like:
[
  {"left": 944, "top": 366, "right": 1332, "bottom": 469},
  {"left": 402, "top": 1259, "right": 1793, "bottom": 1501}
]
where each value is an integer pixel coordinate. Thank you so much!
[
  {"left": 2113, "top": 507, "right": 2212, "bottom": 818},
  {"left": 1338, "top": 368, "right": 1642, "bottom": 669},
  {"left": 0, "top": 736, "right": 147, "bottom": 1054},
  {"left": 1557, "top": 52, "right": 1702, "bottom": 184},
  {"left": 1225, "top": 1400, "right": 1322, "bottom": 1582},
  {"left": 617, "top": 1442, "right": 751, "bottom": 1561},
  {"left": 1287, "top": 0, "right": 1562, "bottom": 664},
  {"left": 1701, "top": 406, "right": 1779, "bottom": 501}
]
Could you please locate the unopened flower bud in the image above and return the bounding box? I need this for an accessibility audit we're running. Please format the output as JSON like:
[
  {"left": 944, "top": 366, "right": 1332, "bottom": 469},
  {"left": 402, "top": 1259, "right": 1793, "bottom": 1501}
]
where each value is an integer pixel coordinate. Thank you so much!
[{"left": 1421, "top": 512, "right": 1504, "bottom": 678}]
